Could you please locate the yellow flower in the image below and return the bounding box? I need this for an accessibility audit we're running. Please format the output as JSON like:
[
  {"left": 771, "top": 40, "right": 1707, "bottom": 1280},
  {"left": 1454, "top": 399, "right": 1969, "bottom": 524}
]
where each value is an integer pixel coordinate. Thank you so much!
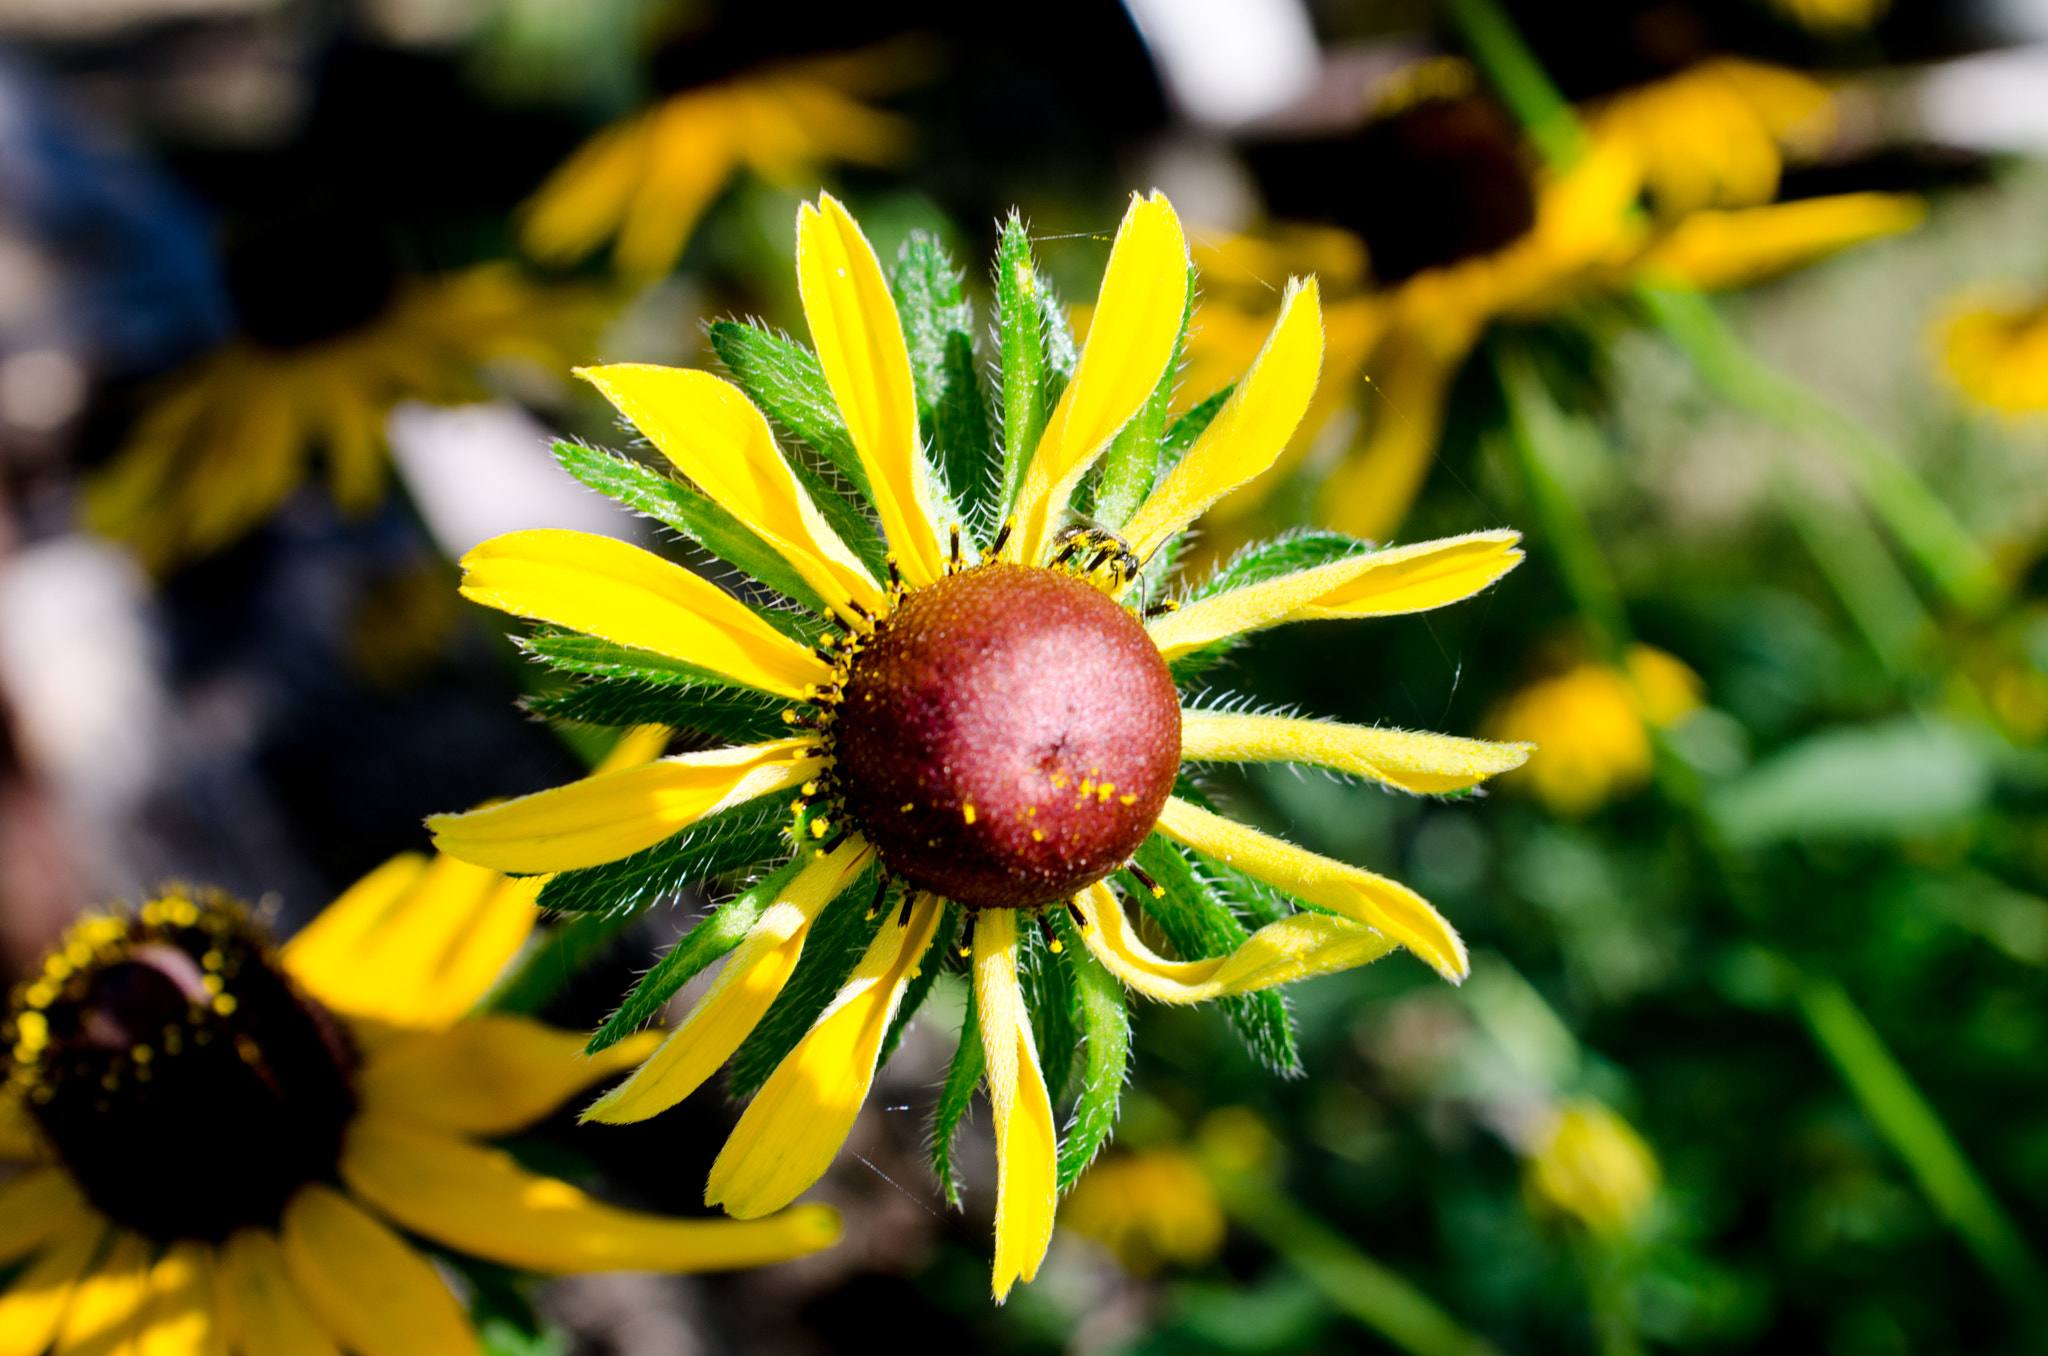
[
  {"left": 1487, "top": 645, "right": 1703, "bottom": 816},
  {"left": 1523, "top": 1100, "right": 1661, "bottom": 1238},
  {"left": 1061, "top": 1147, "right": 1225, "bottom": 1275},
  {"left": 0, "top": 857, "right": 836, "bottom": 1355},
  {"left": 1937, "top": 294, "right": 2048, "bottom": 414},
  {"left": 519, "top": 43, "right": 920, "bottom": 280},
  {"left": 427, "top": 190, "right": 1531, "bottom": 1299},
  {"left": 87, "top": 265, "right": 610, "bottom": 573},
  {"left": 1767, "top": 0, "right": 1889, "bottom": 35},
  {"left": 1183, "top": 68, "right": 1920, "bottom": 546}
]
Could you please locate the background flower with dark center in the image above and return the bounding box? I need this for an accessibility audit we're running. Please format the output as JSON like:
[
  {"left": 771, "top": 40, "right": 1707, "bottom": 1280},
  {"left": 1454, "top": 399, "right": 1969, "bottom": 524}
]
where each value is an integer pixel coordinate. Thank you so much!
[
  {"left": 427, "top": 190, "right": 1528, "bottom": 1298},
  {"left": 85, "top": 211, "right": 612, "bottom": 574},
  {"left": 0, "top": 845, "right": 838, "bottom": 1355},
  {"left": 519, "top": 40, "right": 923, "bottom": 281}
]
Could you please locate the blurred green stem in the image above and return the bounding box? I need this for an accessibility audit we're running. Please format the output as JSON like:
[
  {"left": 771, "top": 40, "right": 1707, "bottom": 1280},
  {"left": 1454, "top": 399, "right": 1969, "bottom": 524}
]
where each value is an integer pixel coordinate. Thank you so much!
[
  {"left": 1639, "top": 285, "right": 2004, "bottom": 618},
  {"left": 1770, "top": 473, "right": 1928, "bottom": 675},
  {"left": 484, "top": 912, "right": 633, "bottom": 1016},
  {"left": 1789, "top": 968, "right": 2048, "bottom": 1321},
  {"left": 1209, "top": 1170, "right": 1500, "bottom": 1356},
  {"left": 1496, "top": 347, "right": 1630, "bottom": 660},
  {"left": 1440, "top": 0, "right": 1584, "bottom": 168}
]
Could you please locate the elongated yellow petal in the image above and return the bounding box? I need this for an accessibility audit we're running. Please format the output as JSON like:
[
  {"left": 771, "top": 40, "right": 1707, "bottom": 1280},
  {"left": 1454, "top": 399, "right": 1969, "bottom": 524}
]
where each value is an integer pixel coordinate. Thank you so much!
[
  {"left": 218, "top": 1230, "right": 340, "bottom": 1356},
  {"left": 1154, "top": 797, "right": 1468, "bottom": 981},
  {"left": 428, "top": 741, "right": 819, "bottom": 875},
  {"left": 975, "top": 910, "right": 1057, "bottom": 1303},
  {"left": 279, "top": 1186, "right": 478, "bottom": 1356},
  {"left": 137, "top": 1243, "right": 224, "bottom": 1356},
  {"left": 795, "top": 193, "right": 945, "bottom": 585},
  {"left": 1639, "top": 192, "right": 1924, "bottom": 293},
  {"left": 583, "top": 839, "right": 874, "bottom": 1123},
  {"left": 1073, "top": 882, "right": 1394, "bottom": 1003},
  {"left": 1149, "top": 529, "right": 1523, "bottom": 658},
  {"left": 708, "top": 893, "right": 945, "bottom": 1216},
  {"left": 578, "top": 364, "right": 884, "bottom": 618},
  {"left": 342, "top": 1115, "right": 839, "bottom": 1273},
  {"left": 0, "top": 1169, "right": 86, "bottom": 1267},
  {"left": 596, "top": 724, "right": 673, "bottom": 773},
  {"left": 458, "top": 528, "right": 830, "bottom": 699},
  {"left": 1120, "top": 278, "right": 1323, "bottom": 563},
  {"left": 0, "top": 1220, "right": 104, "bottom": 1356},
  {"left": 0, "top": 1087, "right": 36, "bottom": 1159},
  {"left": 357, "top": 1017, "right": 661, "bottom": 1135},
  {"left": 55, "top": 1228, "right": 152, "bottom": 1356},
  {"left": 1180, "top": 710, "right": 1531, "bottom": 794},
  {"left": 283, "top": 853, "right": 543, "bottom": 1028},
  {"left": 1011, "top": 192, "right": 1190, "bottom": 564}
]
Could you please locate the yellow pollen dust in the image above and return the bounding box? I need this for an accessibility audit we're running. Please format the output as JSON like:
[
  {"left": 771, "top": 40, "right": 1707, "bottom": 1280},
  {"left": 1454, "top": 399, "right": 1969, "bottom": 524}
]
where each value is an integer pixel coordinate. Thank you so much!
[{"left": 963, "top": 802, "right": 977, "bottom": 825}]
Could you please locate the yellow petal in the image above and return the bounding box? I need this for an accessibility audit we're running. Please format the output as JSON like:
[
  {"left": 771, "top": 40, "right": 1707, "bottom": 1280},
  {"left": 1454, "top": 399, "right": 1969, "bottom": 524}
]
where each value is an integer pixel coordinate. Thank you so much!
[
  {"left": 583, "top": 838, "right": 874, "bottom": 1124},
  {"left": 136, "top": 1243, "right": 225, "bottom": 1356},
  {"left": 795, "top": 193, "right": 945, "bottom": 586},
  {"left": 707, "top": 892, "right": 946, "bottom": 1216},
  {"left": 342, "top": 1115, "right": 840, "bottom": 1274},
  {"left": 1638, "top": 192, "right": 1924, "bottom": 293},
  {"left": 1072, "top": 882, "right": 1394, "bottom": 1003},
  {"left": 595, "top": 724, "right": 673, "bottom": 773},
  {"left": 0, "top": 1220, "right": 105, "bottom": 1356},
  {"left": 1120, "top": 277, "right": 1323, "bottom": 563},
  {"left": 428, "top": 740, "right": 819, "bottom": 875},
  {"left": 1154, "top": 797, "right": 1468, "bottom": 981},
  {"left": 283, "top": 853, "right": 543, "bottom": 1028},
  {"left": 55, "top": 1229, "right": 152, "bottom": 1356},
  {"left": 217, "top": 1230, "right": 340, "bottom": 1356},
  {"left": 458, "top": 528, "right": 830, "bottom": 699},
  {"left": 0, "top": 1086, "right": 37, "bottom": 1159},
  {"left": 974, "top": 910, "right": 1057, "bottom": 1302},
  {"left": 1149, "top": 529, "right": 1523, "bottom": 658},
  {"left": 1010, "top": 192, "right": 1190, "bottom": 564},
  {"left": 577, "top": 364, "right": 884, "bottom": 618},
  {"left": 0, "top": 1168, "right": 87, "bottom": 1267},
  {"left": 357, "top": 1016, "right": 661, "bottom": 1136},
  {"left": 1317, "top": 334, "right": 1460, "bottom": 542},
  {"left": 279, "top": 1185, "right": 478, "bottom": 1356},
  {"left": 518, "top": 113, "right": 649, "bottom": 265},
  {"left": 1179, "top": 710, "right": 1531, "bottom": 794}
]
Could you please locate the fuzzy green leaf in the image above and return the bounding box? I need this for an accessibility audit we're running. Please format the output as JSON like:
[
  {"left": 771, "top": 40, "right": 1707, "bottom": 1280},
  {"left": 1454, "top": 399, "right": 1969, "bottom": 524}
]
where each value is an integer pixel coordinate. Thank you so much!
[
  {"left": 524, "top": 678, "right": 788, "bottom": 745},
  {"left": 553, "top": 441, "right": 828, "bottom": 615},
  {"left": 1169, "top": 530, "right": 1379, "bottom": 684},
  {"left": 707, "top": 322, "right": 869, "bottom": 497},
  {"left": 520, "top": 631, "right": 754, "bottom": 694},
  {"left": 726, "top": 864, "right": 886, "bottom": 1096},
  {"left": 535, "top": 798, "right": 790, "bottom": 919},
  {"left": 1053, "top": 911, "right": 1131, "bottom": 1190},
  {"left": 1021, "top": 922, "right": 1079, "bottom": 1106},
  {"left": 893, "top": 233, "right": 996, "bottom": 524},
  {"left": 1091, "top": 265, "right": 1195, "bottom": 530},
  {"left": 1164, "top": 383, "right": 1235, "bottom": 458},
  {"left": 1129, "top": 834, "right": 1301, "bottom": 1076},
  {"left": 584, "top": 857, "right": 806, "bottom": 1054},
  {"left": 879, "top": 900, "right": 961, "bottom": 1068},
  {"left": 996, "top": 217, "right": 1047, "bottom": 515},
  {"left": 932, "top": 975, "right": 984, "bottom": 1209}
]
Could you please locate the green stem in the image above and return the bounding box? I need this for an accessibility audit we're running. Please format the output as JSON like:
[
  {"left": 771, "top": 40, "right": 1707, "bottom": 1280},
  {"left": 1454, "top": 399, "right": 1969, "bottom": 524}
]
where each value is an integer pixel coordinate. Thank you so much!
[
  {"left": 483, "top": 912, "right": 634, "bottom": 1016},
  {"left": 1639, "top": 283, "right": 2003, "bottom": 619},
  {"left": 1441, "top": 0, "right": 1584, "bottom": 169},
  {"left": 1209, "top": 1171, "right": 1499, "bottom": 1356},
  {"left": 1770, "top": 473, "right": 1927, "bottom": 675},
  {"left": 1789, "top": 968, "right": 2048, "bottom": 1321},
  {"left": 1496, "top": 347, "right": 1630, "bottom": 661}
]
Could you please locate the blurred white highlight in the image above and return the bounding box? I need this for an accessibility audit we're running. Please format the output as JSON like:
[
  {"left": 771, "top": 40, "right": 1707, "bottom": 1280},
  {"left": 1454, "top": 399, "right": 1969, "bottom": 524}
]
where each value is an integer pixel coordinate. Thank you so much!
[
  {"left": 386, "top": 400, "right": 643, "bottom": 560},
  {"left": 1122, "top": 0, "right": 1320, "bottom": 129},
  {"left": 1918, "top": 45, "right": 2048, "bottom": 153}
]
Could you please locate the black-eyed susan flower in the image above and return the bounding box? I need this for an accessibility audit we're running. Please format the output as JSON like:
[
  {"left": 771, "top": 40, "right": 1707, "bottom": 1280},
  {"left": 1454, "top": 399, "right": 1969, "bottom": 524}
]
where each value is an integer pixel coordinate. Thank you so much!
[
  {"left": 1522, "top": 1100, "right": 1661, "bottom": 1239},
  {"left": 427, "top": 190, "right": 1530, "bottom": 1299},
  {"left": 1061, "top": 1146, "right": 1224, "bottom": 1276},
  {"left": 0, "top": 855, "right": 837, "bottom": 1355},
  {"left": 1485, "top": 644, "right": 1703, "bottom": 816},
  {"left": 519, "top": 43, "right": 918, "bottom": 281},
  {"left": 87, "top": 264, "right": 610, "bottom": 572}
]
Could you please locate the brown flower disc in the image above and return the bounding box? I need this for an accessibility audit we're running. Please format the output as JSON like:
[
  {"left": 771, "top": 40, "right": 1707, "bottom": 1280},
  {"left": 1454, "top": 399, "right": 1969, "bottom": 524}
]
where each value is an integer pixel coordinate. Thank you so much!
[{"left": 836, "top": 563, "right": 1181, "bottom": 909}]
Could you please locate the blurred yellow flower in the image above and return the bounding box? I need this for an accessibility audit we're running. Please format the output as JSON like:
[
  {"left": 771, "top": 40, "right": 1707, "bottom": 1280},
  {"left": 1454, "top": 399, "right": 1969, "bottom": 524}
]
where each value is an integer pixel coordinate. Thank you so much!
[
  {"left": 1768, "top": 0, "right": 1889, "bottom": 35},
  {"left": 1061, "top": 1148, "right": 1226, "bottom": 1276},
  {"left": 1523, "top": 1100, "right": 1661, "bottom": 1238},
  {"left": 1488, "top": 644, "right": 1704, "bottom": 816},
  {"left": 520, "top": 42, "right": 921, "bottom": 280},
  {"left": 1182, "top": 63, "right": 1919, "bottom": 547},
  {"left": 1938, "top": 295, "right": 2048, "bottom": 414},
  {"left": 88, "top": 265, "right": 610, "bottom": 573}
]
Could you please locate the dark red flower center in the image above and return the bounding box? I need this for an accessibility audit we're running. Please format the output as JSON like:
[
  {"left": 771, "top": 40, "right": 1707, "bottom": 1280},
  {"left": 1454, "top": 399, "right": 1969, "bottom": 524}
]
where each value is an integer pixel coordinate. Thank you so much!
[
  {"left": 6, "top": 896, "right": 357, "bottom": 1242},
  {"left": 835, "top": 564, "right": 1181, "bottom": 909}
]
